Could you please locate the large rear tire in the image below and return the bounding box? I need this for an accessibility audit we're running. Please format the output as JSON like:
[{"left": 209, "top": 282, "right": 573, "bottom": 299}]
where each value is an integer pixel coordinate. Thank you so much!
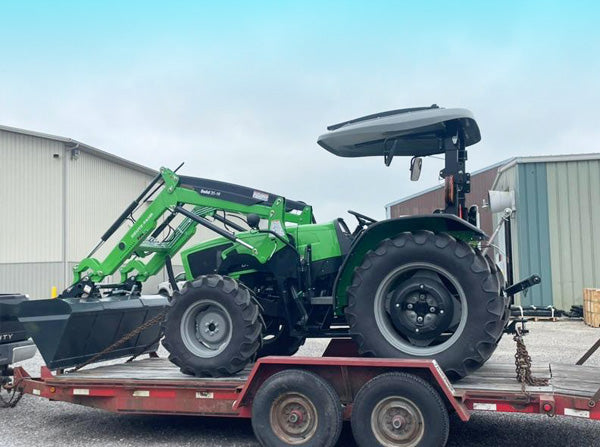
[
  {"left": 162, "top": 274, "right": 263, "bottom": 377},
  {"left": 345, "top": 231, "right": 506, "bottom": 380}
]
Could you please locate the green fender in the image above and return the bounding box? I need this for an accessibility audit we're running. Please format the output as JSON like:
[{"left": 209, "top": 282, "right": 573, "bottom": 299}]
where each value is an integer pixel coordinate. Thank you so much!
[{"left": 333, "top": 214, "right": 487, "bottom": 314}]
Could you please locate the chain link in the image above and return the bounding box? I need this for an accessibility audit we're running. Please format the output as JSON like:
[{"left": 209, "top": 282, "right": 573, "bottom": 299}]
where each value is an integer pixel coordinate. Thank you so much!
[
  {"left": 0, "top": 379, "right": 24, "bottom": 408},
  {"left": 68, "top": 310, "right": 168, "bottom": 373},
  {"left": 514, "top": 326, "right": 549, "bottom": 394}
]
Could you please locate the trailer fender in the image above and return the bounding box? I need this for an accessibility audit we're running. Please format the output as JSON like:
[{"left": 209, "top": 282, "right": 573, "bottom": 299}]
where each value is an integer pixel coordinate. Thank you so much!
[
  {"left": 333, "top": 214, "right": 487, "bottom": 310},
  {"left": 233, "top": 355, "right": 470, "bottom": 421}
]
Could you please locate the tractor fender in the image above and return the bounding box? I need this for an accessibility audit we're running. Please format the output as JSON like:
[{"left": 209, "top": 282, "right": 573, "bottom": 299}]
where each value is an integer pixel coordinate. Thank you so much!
[{"left": 333, "top": 214, "right": 487, "bottom": 311}]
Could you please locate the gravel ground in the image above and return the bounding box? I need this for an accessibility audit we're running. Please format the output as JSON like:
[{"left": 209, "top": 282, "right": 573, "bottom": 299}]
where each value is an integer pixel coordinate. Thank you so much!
[{"left": 2, "top": 320, "right": 600, "bottom": 446}]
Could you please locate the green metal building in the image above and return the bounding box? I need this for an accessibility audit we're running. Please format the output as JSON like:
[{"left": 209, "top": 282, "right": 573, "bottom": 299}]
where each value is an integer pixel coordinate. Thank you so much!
[{"left": 492, "top": 154, "right": 600, "bottom": 310}]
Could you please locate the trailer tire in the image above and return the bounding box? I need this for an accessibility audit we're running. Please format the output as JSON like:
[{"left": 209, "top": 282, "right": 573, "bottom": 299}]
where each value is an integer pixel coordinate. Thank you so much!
[
  {"left": 351, "top": 372, "right": 449, "bottom": 447},
  {"left": 162, "top": 274, "right": 262, "bottom": 377},
  {"left": 251, "top": 369, "right": 343, "bottom": 447},
  {"left": 346, "top": 231, "right": 506, "bottom": 380}
]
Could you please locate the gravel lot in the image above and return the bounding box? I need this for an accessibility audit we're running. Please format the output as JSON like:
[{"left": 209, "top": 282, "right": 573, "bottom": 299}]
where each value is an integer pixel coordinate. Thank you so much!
[{"left": 2, "top": 320, "right": 600, "bottom": 446}]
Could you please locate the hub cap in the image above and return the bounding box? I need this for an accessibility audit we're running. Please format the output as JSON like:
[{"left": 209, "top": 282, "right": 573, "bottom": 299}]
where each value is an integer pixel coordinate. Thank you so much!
[
  {"left": 270, "top": 392, "right": 318, "bottom": 444},
  {"left": 180, "top": 299, "right": 232, "bottom": 358},
  {"left": 371, "top": 396, "right": 425, "bottom": 446},
  {"left": 374, "top": 262, "right": 467, "bottom": 355}
]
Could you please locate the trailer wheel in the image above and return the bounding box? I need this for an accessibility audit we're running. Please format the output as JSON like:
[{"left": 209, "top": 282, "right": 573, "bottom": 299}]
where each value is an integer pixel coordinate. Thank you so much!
[
  {"left": 251, "top": 369, "right": 342, "bottom": 447},
  {"left": 346, "top": 231, "right": 506, "bottom": 380},
  {"left": 351, "top": 372, "right": 449, "bottom": 447},
  {"left": 162, "top": 274, "right": 263, "bottom": 377}
]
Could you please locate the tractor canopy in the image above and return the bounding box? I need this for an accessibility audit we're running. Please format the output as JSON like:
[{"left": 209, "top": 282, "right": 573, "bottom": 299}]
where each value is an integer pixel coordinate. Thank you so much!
[{"left": 317, "top": 105, "right": 481, "bottom": 158}]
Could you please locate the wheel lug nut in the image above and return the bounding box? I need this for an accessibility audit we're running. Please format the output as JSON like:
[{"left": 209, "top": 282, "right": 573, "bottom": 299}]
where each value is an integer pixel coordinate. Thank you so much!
[
  {"left": 417, "top": 316, "right": 424, "bottom": 323},
  {"left": 419, "top": 294, "right": 426, "bottom": 300},
  {"left": 430, "top": 307, "right": 436, "bottom": 313},
  {"left": 407, "top": 303, "right": 413, "bottom": 310}
]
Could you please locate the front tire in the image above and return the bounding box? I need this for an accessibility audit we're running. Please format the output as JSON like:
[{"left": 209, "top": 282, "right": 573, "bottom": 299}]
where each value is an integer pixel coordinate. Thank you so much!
[
  {"left": 162, "top": 274, "right": 263, "bottom": 377},
  {"left": 345, "top": 231, "right": 505, "bottom": 380}
]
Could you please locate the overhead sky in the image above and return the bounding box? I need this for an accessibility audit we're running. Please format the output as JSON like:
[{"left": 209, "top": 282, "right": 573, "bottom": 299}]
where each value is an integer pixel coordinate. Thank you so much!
[{"left": 1, "top": 1, "right": 598, "bottom": 221}]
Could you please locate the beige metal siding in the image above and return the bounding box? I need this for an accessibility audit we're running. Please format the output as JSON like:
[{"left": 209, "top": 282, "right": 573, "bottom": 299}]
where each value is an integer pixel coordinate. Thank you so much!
[
  {"left": 547, "top": 160, "right": 600, "bottom": 309},
  {"left": 66, "top": 150, "right": 153, "bottom": 262},
  {"left": 0, "top": 262, "right": 63, "bottom": 298},
  {"left": 0, "top": 131, "right": 64, "bottom": 264}
]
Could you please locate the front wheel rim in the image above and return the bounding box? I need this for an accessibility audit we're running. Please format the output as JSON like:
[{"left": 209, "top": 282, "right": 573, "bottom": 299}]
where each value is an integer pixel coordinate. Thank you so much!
[
  {"left": 371, "top": 396, "right": 425, "bottom": 447},
  {"left": 180, "top": 299, "right": 233, "bottom": 358}
]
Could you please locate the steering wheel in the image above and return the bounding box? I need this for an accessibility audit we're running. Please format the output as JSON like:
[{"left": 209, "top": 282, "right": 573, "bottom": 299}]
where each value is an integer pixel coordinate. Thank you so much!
[
  {"left": 348, "top": 210, "right": 377, "bottom": 226},
  {"left": 347, "top": 210, "right": 378, "bottom": 236}
]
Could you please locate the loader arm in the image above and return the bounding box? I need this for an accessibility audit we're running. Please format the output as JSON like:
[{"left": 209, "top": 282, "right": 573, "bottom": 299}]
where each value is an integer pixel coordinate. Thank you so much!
[{"left": 65, "top": 167, "right": 314, "bottom": 294}]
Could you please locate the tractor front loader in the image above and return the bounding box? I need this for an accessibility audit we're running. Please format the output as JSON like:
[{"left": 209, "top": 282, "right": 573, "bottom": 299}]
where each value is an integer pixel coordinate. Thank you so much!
[{"left": 10, "top": 106, "right": 539, "bottom": 381}]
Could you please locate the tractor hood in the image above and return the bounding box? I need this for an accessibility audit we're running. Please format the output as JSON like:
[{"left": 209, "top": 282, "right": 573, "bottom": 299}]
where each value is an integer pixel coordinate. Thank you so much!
[{"left": 317, "top": 106, "right": 481, "bottom": 158}]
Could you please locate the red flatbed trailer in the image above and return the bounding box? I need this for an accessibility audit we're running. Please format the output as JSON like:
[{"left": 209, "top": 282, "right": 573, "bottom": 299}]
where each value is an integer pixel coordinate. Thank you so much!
[{"left": 10, "top": 339, "right": 600, "bottom": 447}]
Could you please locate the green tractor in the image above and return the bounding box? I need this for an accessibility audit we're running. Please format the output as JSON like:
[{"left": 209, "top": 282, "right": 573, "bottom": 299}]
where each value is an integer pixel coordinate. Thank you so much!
[
  {"left": 17, "top": 106, "right": 513, "bottom": 381},
  {"left": 161, "top": 106, "right": 508, "bottom": 380}
]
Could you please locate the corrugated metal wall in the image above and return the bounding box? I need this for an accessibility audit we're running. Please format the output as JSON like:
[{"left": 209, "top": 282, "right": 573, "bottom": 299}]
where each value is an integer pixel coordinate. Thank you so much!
[
  {"left": 1, "top": 128, "right": 231, "bottom": 297},
  {"left": 66, "top": 150, "right": 152, "bottom": 262},
  {"left": 0, "top": 262, "right": 63, "bottom": 298},
  {"left": 0, "top": 131, "right": 64, "bottom": 264},
  {"left": 515, "top": 163, "right": 553, "bottom": 307},
  {"left": 388, "top": 166, "right": 501, "bottom": 235},
  {"left": 546, "top": 160, "right": 600, "bottom": 309},
  {"left": 493, "top": 158, "right": 600, "bottom": 309}
]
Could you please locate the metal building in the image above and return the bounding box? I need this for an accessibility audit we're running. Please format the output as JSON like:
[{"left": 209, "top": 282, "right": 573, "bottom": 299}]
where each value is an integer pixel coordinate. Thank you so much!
[
  {"left": 492, "top": 154, "right": 600, "bottom": 310},
  {"left": 386, "top": 161, "right": 507, "bottom": 236},
  {"left": 0, "top": 125, "right": 211, "bottom": 298}
]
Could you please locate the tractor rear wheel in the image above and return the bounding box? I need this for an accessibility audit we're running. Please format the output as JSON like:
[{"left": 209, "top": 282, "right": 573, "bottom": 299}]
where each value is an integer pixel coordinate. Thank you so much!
[
  {"left": 345, "top": 231, "right": 506, "bottom": 380},
  {"left": 162, "top": 274, "right": 263, "bottom": 377}
]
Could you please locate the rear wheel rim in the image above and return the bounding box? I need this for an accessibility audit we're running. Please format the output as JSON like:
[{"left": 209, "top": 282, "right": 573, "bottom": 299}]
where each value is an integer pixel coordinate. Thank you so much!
[
  {"left": 371, "top": 396, "right": 425, "bottom": 447},
  {"left": 270, "top": 392, "right": 318, "bottom": 444},
  {"left": 373, "top": 262, "right": 468, "bottom": 356},
  {"left": 180, "top": 299, "right": 233, "bottom": 358}
]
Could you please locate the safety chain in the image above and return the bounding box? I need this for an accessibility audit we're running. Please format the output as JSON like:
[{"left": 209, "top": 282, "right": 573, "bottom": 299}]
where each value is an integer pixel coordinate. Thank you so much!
[
  {"left": 514, "top": 326, "right": 549, "bottom": 394},
  {"left": 0, "top": 379, "right": 23, "bottom": 408},
  {"left": 68, "top": 310, "right": 168, "bottom": 373}
]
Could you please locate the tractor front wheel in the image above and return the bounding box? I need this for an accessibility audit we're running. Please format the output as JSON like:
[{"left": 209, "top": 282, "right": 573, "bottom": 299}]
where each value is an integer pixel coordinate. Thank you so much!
[
  {"left": 162, "top": 274, "right": 263, "bottom": 377},
  {"left": 345, "top": 231, "right": 505, "bottom": 380}
]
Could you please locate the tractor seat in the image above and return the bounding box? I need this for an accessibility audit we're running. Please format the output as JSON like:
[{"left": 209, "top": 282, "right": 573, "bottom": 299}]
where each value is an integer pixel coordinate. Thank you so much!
[{"left": 335, "top": 218, "right": 354, "bottom": 256}]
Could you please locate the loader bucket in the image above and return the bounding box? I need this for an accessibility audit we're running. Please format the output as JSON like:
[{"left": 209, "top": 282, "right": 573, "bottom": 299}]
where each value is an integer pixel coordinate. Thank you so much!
[{"left": 17, "top": 295, "right": 168, "bottom": 370}]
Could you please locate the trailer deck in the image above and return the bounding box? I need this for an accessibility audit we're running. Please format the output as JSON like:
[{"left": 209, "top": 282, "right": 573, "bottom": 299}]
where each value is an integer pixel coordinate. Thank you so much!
[{"left": 7, "top": 338, "right": 600, "bottom": 446}]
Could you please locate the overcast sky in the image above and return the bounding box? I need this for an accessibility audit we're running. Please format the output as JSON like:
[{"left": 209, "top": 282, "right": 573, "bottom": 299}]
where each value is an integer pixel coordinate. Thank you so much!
[{"left": 1, "top": 1, "right": 598, "bottom": 221}]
